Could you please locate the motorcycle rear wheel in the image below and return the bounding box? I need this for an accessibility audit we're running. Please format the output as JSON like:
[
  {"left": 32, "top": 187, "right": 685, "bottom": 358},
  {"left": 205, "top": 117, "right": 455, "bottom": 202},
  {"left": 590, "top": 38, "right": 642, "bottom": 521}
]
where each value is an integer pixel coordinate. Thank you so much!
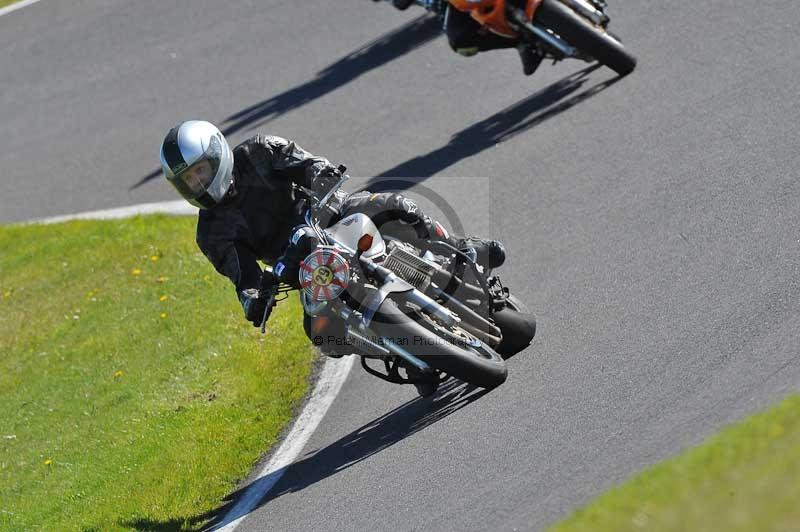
[
  {"left": 535, "top": 0, "right": 637, "bottom": 76},
  {"left": 493, "top": 294, "right": 537, "bottom": 359}
]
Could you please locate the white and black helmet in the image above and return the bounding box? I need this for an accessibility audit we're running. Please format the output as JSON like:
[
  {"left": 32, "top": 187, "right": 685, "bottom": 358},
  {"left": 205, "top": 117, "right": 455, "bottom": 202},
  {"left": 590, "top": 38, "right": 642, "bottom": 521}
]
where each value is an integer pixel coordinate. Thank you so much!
[{"left": 160, "top": 120, "right": 234, "bottom": 208}]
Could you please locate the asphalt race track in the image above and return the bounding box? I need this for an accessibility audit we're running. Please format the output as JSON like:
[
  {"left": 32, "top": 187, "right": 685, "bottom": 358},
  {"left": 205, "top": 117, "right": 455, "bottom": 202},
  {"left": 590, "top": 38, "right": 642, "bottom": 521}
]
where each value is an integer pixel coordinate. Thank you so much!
[{"left": 2, "top": 1, "right": 799, "bottom": 530}]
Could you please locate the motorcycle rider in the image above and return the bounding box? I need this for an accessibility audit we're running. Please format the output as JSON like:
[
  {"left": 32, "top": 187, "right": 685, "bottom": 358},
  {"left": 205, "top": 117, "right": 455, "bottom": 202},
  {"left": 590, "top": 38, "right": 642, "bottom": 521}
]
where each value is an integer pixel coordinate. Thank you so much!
[
  {"left": 159, "top": 120, "right": 507, "bottom": 389},
  {"left": 385, "top": 0, "right": 542, "bottom": 75}
]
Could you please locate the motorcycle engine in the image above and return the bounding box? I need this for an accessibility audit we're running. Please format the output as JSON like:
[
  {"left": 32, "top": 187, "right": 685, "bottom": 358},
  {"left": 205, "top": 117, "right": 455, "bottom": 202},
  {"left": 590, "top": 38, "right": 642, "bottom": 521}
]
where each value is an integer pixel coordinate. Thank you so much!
[{"left": 382, "top": 241, "right": 439, "bottom": 291}]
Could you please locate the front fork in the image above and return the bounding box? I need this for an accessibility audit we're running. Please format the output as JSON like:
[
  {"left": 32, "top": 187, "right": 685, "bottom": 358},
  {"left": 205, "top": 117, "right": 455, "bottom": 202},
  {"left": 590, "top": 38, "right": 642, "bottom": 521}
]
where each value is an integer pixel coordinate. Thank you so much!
[
  {"left": 303, "top": 258, "right": 460, "bottom": 381},
  {"left": 336, "top": 304, "right": 440, "bottom": 384},
  {"left": 557, "top": 0, "right": 609, "bottom": 26},
  {"left": 509, "top": 0, "right": 610, "bottom": 59},
  {"left": 305, "top": 255, "right": 497, "bottom": 383},
  {"left": 508, "top": 5, "right": 578, "bottom": 58}
]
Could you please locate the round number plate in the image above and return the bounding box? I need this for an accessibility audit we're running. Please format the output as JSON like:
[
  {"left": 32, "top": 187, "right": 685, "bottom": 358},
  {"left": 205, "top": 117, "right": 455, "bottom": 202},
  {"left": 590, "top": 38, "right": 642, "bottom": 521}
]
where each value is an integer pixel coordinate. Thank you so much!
[{"left": 299, "top": 248, "right": 350, "bottom": 301}]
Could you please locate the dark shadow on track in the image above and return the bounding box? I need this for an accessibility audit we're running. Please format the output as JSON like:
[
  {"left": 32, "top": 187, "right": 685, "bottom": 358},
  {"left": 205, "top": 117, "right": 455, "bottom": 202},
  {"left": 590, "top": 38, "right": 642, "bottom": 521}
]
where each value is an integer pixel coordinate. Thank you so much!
[
  {"left": 131, "top": 15, "right": 442, "bottom": 190},
  {"left": 221, "top": 15, "right": 442, "bottom": 137},
  {"left": 364, "top": 64, "right": 618, "bottom": 193},
  {"left": 187, "top": 379, "right": 491, "bottom": 531}
]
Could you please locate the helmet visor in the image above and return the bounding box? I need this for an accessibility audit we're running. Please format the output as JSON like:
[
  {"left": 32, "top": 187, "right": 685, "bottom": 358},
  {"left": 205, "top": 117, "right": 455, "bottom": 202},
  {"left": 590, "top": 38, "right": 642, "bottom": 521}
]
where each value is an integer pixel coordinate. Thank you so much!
[{"left": 169, "top": 135, "right": 223, "bottom": 201}]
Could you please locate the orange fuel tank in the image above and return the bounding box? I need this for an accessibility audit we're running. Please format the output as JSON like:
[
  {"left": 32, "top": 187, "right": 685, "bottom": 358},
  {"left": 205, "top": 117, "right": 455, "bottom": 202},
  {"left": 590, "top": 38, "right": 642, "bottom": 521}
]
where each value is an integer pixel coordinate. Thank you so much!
[{"left": 448, "top": 0, "right": 543, "bottom": 38}]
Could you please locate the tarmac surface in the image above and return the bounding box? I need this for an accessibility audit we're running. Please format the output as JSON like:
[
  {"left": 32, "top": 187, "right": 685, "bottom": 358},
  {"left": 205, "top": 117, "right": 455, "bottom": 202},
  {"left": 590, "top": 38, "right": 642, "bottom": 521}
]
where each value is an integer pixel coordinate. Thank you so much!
[{"left": 2, "top": 1, "right": 798, "bottom": 530}]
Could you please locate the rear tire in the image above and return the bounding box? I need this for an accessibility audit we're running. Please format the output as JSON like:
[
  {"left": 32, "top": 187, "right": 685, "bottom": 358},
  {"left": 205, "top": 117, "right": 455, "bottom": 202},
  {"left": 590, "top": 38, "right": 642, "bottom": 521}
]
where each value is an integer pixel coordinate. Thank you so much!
[
  {"left": 494, "top": 294, "right": 537, "bottom": 359},
  {"left": 535, "top": 0, "right": 637, "bottom": 76},
  {"left": 370, "top": 299, "right": 508, "bottom": 389}
]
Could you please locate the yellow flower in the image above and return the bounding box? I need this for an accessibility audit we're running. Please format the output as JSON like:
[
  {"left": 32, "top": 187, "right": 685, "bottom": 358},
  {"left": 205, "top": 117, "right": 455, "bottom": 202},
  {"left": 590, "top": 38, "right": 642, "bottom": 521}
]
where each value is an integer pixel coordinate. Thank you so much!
[
  {"left": 131, "top": 268, "right": 142, "bottom": 276},
  {"left": 159, "top": 295, "right": 168, "bottom": 302},
  {"left": 156, "top": 276, "right": 169, "bottom": 284},
  {"left": 114, "top": 370, "right": 124, "bottom": 378},
  {"left": 160, "top": 312, "right": 168, "bottom": 319},
  {"left": 150, "top": 255, "right": 159, "bottom": 262},
  {"left": 44, "top": 459, "right": 53, "bottom": 466}
]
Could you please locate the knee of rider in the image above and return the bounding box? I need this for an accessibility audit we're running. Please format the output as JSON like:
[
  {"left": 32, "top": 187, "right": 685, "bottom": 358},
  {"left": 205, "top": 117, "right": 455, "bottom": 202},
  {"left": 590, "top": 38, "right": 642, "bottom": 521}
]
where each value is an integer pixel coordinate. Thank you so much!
[
  {"left": 428, "top": 219, "right": 451, "bottom": 241},
  {"left": 445, "top": 8, "right": 480, "bottom": 56},
  {"left": 452, "top": 43, "right": 480, "bottom": 56},
  {"left": 446, "top": 31, "right": 479, "bottom": 56}
]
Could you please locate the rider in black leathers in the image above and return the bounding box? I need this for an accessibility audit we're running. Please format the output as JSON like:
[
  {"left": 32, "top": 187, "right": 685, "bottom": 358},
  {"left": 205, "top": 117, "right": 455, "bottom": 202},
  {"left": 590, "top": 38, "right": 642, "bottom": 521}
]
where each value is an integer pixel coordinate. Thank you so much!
[{"left": 159, "top": 121, "right": 506, "bottom": 346}]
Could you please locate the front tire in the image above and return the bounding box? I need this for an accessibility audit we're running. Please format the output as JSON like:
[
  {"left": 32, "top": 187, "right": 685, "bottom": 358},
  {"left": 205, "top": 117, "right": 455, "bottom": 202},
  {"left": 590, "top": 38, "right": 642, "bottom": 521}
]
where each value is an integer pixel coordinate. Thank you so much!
[
  {"left": 535, "top": 0, "right": 637, "bottom": 76},
  {"left": 370, "top": 299, "right": 508, "bottom": 389}
]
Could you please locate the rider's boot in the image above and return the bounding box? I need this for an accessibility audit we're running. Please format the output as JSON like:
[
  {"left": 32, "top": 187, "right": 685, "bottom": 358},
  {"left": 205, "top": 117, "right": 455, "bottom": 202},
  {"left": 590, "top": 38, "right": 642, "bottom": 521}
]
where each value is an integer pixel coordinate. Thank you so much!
[
  {"left": 413, "top": 213, "right": 506, "bottom": 269},
  {"left": 454, "top": 237, "right": 507, "bottom": 269},
  {"left": 517, "top": 42, "right": 543, "bottom": 76}
]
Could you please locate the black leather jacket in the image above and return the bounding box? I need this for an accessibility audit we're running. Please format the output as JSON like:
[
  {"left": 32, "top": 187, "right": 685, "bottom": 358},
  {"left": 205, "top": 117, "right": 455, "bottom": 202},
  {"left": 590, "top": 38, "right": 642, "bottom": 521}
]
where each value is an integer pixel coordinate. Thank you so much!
[{"left": 195, "top": 135, "right": 338, "bottom": 295}]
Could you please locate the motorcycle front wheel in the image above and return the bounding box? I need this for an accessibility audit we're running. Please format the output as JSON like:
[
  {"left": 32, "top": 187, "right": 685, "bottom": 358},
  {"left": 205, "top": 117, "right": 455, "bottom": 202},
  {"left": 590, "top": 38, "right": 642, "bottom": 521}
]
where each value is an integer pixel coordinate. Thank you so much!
[
  {"left": 370, "top": 298, "right": 508, "bottom": 389},
  {"left": 534, "top": 0, "right": 637, "bottom": 76}
]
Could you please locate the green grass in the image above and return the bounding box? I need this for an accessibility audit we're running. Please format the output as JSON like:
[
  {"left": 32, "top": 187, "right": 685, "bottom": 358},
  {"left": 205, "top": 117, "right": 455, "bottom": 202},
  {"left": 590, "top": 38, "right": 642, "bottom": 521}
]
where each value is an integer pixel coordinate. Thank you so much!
[
  {"left": 0, "top": 215, "right": 316, "bottom": 531},
  {"left": 0, "top": 0, "right": 22, "bottom": 9},
  {"left": 550, "top": 395, "right": 800, "bottom": 532}
]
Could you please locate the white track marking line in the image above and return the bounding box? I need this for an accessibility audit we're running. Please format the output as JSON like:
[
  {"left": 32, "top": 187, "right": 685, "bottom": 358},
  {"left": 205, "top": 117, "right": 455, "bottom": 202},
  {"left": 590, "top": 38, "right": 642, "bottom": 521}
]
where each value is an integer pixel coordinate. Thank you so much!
[
  {"left": 0, "top": 0, "right": 44, "bottom": 18},
  {"left": 30, "top": 200, "right": 198, "bottom": 225},
  {"left": 23, "top": 200, "right": 354, "bottom": 531},
  {"left": 212, "top": 355, "right": 355, "bottom": 531}
]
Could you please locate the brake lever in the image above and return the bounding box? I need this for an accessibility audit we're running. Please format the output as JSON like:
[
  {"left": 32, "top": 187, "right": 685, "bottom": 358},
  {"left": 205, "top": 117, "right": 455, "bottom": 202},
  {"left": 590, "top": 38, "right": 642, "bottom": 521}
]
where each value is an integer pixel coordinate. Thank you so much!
[{"left": 259, "top": 290, "right": 277, "bottom": 334}]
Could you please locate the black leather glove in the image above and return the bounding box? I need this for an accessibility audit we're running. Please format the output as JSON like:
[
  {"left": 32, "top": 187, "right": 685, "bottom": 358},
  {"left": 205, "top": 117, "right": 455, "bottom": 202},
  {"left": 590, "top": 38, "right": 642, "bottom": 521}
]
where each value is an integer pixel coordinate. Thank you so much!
[{"left": 240, "top": 271, "right": 278, "bottom": 327}]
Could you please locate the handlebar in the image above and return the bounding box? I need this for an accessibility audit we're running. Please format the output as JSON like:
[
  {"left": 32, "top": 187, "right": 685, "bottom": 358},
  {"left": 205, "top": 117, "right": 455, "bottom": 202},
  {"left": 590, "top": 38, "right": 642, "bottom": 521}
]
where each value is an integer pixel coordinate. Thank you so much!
[
  {"left": 314, "top": 174, "right": 349, "bottom": 214},
  {"left": 292, "top": 165, "right": 348, "bottom": 207}
]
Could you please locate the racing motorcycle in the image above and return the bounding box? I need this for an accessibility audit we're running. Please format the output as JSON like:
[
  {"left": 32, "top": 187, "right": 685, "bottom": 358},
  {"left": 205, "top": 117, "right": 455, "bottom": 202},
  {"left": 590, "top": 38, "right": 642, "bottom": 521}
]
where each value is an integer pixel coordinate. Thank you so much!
[
  {"left": 376, "top": 0, "right": 636, "bottom": 76},
  {"left": 260, "top": 170, "right": 536, "bottom": 395}
]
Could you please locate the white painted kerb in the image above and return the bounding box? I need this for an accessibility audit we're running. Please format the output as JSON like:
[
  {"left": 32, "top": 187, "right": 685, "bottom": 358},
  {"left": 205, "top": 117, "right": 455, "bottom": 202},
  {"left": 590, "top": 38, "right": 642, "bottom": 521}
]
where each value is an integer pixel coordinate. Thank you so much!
[
  {"left": 211, "top": 356, "right": 354, "bottom": 531},
  {"left": 33, "top": 200, "right": 198, "bottom": 225}
]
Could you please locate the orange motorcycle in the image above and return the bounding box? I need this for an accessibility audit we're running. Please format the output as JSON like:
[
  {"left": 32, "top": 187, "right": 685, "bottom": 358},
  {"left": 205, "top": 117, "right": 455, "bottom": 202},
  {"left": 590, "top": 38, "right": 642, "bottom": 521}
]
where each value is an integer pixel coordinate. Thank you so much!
[{"left": 383, "top": 0, "right": 636, "bottom": 76}]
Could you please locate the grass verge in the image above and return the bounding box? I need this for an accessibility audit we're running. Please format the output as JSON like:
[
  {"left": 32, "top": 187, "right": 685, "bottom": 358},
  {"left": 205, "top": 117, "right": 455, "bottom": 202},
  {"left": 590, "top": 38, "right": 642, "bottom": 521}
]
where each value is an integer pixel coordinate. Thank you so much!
[
  {"left": 0, "top": 0, "right": 22, "bottom": 10},
  {"left": 0, "top": 215, "right": 316, "bottom": 531},
  {"left": 550, "top": 395, "right": 800, "bottom": 532}
]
